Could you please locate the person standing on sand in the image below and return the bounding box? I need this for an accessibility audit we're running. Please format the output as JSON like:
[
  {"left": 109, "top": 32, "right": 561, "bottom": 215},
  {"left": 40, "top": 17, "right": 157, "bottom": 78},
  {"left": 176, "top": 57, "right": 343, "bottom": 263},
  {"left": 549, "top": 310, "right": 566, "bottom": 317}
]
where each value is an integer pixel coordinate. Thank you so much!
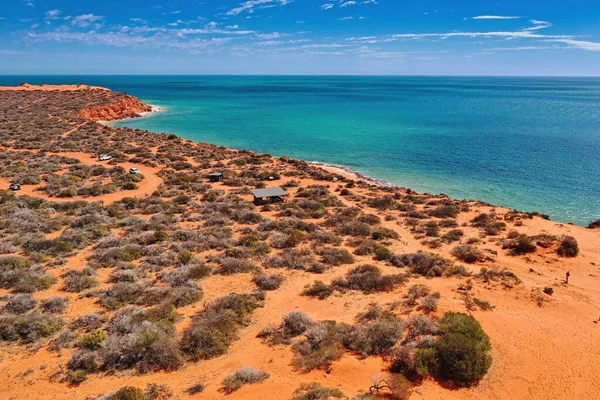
[{"left": 566, "top": 271, "right": 570, "bottom": 284}]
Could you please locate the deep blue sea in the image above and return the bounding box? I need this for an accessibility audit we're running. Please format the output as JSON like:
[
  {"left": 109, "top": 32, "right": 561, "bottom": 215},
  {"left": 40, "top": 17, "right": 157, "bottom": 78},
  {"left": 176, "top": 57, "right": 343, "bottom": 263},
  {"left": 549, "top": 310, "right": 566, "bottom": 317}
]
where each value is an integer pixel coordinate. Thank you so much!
[{"left": 1, "top": 75, "right": 599, "bottom": 225}]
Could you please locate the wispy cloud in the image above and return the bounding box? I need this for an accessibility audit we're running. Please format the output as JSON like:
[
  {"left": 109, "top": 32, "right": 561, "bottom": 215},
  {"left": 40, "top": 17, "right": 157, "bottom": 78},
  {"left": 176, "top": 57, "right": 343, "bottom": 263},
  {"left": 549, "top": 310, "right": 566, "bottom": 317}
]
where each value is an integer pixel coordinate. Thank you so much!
[
  {"left": 226, "top": 0, "right": 293, "bottom": 16},
  {"left": 472, "top": 15, "right": 521, "bottom": 20},
  {"left": 71, "top": 14, "right": 104, "bottom": 28},
  {"left": 44, "top": 9, "right": 61, "bottom": 24}
]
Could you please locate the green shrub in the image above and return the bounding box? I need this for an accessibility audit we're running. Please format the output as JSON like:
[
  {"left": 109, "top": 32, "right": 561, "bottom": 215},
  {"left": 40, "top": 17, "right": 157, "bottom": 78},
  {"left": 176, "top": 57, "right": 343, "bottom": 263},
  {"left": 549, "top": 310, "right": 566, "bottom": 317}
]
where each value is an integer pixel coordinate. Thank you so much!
[
  {"left": 122, "top": 182, "right": 138, "bottom": 190},
  {"left": 78, "top": 329, "right": 108, "bottom": 350},
  {"left": 435, "top": 312, "right": 492, "bottom": 386},
  {"left": 374, "top": 245, "right": 393, "bottom": 261}
]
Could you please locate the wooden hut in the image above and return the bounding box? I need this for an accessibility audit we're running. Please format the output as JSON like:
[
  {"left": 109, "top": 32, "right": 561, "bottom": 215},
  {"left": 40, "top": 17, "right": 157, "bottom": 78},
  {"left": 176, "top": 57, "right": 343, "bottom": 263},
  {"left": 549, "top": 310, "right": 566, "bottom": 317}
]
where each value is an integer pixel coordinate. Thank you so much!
[
  {"left": 208, "top": 172, "right": 224, "bottom": 182},
  {"left": 251, "top": 187, "right": 288, "bottom": 205}
]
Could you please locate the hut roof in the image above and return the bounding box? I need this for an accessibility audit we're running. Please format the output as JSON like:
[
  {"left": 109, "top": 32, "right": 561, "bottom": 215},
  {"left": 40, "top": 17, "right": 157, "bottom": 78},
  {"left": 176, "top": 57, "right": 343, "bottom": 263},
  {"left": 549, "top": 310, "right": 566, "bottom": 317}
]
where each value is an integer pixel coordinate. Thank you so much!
[{"left": 251, "top": 187, "right": 288, "bottom": 198}]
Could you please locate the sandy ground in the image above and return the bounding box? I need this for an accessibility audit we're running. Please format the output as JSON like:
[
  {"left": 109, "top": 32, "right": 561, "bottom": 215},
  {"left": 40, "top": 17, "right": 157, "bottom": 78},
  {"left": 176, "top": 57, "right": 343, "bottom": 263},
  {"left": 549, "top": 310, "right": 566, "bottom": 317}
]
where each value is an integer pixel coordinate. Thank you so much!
[
  {"left": 1, "top": 172, "right": 598, "bottom": 400},
  {"left": 0, "top": 83, "right": 109, "bottom": 91},
  {"left": 0, "top": 151, "right": 162, "bottom": 204}
]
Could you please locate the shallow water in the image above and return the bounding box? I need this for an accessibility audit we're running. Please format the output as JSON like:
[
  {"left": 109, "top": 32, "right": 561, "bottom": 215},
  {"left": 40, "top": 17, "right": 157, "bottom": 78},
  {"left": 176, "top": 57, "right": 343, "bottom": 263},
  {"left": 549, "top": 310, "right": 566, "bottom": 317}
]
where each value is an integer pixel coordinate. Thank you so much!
[{"left": 2, "top": 75, "right": 599, "bottom": 225}]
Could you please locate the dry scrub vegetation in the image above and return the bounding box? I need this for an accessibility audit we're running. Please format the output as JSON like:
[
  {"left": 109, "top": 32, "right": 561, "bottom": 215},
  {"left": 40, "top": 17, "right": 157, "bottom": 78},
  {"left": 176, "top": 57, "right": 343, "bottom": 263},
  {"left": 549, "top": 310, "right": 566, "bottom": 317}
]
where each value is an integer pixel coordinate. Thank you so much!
[{"left": 0, "top": 88, "right": 592, "bottom": 400}]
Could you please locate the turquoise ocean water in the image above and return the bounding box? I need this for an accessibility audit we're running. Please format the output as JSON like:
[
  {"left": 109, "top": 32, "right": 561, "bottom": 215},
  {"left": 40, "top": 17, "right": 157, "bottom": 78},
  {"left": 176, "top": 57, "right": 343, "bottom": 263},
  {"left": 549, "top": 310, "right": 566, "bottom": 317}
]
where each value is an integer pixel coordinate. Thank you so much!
[{"left": 1, "top": 75, "right": 599, "bottom": 225}]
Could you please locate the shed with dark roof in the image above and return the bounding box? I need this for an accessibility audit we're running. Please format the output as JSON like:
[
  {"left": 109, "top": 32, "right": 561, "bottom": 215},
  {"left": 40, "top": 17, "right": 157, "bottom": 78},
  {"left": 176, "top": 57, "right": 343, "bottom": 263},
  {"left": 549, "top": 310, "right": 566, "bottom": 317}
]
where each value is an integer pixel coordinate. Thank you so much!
[
  {"left": 208, "top": 172, "right": 224, "bottom": 182},
  {"left": 251, "top": 187, "right": 288, "bottom": 205}
]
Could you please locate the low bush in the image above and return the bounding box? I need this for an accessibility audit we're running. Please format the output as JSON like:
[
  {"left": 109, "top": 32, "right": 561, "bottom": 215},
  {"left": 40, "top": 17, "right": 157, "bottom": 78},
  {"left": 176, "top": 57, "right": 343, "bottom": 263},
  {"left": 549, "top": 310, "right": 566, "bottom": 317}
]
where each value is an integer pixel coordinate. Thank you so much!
[
  {"left": 78, "top": 329, "right": 108, "bottom": 350},
  {"left": 391, "top": 252, "right": 456, "bottom": 277},
  {"left": 292, "top": 382, "right": 345, "bottom": 400},
  {"left": 186, "top": 383, "right": 206, "bottom": 395},
  {"left": 332, "top": 265, "right": 405, "bottom": 294},
  {"left": 181, "top": 293, "right": 262, "bottom": 360},
  {"left": 442, "top": 229, "right": 464, "bottom": 243},
  {"left": 100, "top": 312, "right": 183, "bottom": 372},
  {"left": 40, "top": 296, "right": 69, "bottom": 314},
  {"left": 302, "top": 280, "right": 334, "bottom": 300},
  {"left": 321, "top": 248, "right": 355, "bottom": 266},
  {"left": 588, "top": 219, "right": 600, "bottom": 229},
  {"left": 345, "top": 317, "right": 404, "bottom": 356},
  {"left": 62, "top": 267, "right": 98, "bottom": 292},
  {"left": 217, "top": 257, "right": 258, "bottom": 275},
  {"left": 451, "top": 245, "right": 485, "bottom": 263},
  {"left": 2, "top": 293, "right": 37, "bottom": 314},
  {"left": 221, "top": 367, "right": 269, "bottom": 394},
  {"left": 252, "top": 273, "right": 284, "bottom": 291},
  {"left": 557, "top": 236, "right": 579, "bottom": 257},
  {"left": 292, "top": 323, "right": 345, "bottom": 372},
  {"left": 435, "top": 312, "right": 492, "bottom": 386},
  {"left": 0, "top": 312, "right": 64, "bottom": 343},
  {"left": 427, "top": 205, "right": 459, "bottom": 219},
  {"left": 418, "top": 295, "right": 439, "bottom": 313},
  {"left": 503, "top": 234, "right": 536, "bottom": 255},
  {"left": 144, "top": 383, "right": 173, "bottom": 400},
  {"left": 101, "top": 386, "right": 144, "bottom": 400}
]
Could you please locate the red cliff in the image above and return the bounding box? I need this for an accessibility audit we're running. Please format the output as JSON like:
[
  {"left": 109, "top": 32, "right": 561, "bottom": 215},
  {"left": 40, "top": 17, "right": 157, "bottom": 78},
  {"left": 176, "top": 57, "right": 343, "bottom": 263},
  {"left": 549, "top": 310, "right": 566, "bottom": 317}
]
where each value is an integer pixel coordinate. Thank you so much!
[{"left": 80, "top": 96, "right": 152, "bottom": 121}]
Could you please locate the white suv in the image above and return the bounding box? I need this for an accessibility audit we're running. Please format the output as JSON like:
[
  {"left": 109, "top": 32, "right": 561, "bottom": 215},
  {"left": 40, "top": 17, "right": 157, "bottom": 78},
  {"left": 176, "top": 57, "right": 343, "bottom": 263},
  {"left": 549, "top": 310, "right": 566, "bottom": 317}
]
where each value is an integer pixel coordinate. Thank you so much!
[
  {"left": 99, "top": 154, "right": 112, "bottom": 161},
  {"left": 129, "top": 167, "right": 141, "bottom": 175}
]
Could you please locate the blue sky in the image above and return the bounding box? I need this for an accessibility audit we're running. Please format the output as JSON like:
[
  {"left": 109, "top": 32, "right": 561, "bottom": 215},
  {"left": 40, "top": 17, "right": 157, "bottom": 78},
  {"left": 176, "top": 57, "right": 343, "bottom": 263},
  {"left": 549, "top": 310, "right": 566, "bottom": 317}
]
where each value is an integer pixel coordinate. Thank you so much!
[{"left": 1, "top": 0, "right": 599, "bottom": 75}]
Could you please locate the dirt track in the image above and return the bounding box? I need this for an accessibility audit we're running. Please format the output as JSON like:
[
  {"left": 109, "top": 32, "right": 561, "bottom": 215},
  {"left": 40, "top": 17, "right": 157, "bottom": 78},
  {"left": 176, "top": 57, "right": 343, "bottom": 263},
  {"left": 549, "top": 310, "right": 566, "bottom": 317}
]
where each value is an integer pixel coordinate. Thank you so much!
[{"left": 0, "top": 151, "right": 162, "bottom": 204}]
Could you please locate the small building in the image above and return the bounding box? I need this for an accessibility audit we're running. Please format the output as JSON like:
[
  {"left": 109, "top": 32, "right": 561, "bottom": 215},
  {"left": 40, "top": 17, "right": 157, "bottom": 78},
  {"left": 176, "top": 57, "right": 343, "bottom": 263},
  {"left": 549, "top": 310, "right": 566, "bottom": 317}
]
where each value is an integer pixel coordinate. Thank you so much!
[
  {"left": 251, "top": 187, "right": 288, "bottom": 206},
  {"left": 208, "top": 172, "right": 224, "bottom": 182}
]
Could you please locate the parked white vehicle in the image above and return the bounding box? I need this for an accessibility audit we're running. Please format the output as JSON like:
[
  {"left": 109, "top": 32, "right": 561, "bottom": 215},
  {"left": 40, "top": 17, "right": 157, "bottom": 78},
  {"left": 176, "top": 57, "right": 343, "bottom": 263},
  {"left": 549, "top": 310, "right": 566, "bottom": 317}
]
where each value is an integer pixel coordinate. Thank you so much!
[
  {"left": 129, "top": 167, "right": 141, "bottom": 175},
  {"left": 99, "top": 154, "right": 112, "bottom": 161},
  {"left": 9, "top": 183, "right": 21, "bottom": 191}
]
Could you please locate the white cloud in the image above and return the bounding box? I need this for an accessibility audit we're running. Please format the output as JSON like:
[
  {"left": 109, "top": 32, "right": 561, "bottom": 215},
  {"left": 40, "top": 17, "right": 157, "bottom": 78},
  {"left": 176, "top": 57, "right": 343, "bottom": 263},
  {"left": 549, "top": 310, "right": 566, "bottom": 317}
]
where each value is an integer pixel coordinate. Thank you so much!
[
  {"left": 472, "top": 15, "right": 521, "bottom": 20},
  {"left": 44, "top": 9, "right": 61, "bottom": 24},
  {"left": 71, "top": 14, "right": 104, "bottom": 28},
  {"left": 551, "top": 39, "right": 600, "bottom": 51},
  {"left": 321, "top": 3, "right": 334, "bottom": 10},
  {"left": 226, "top": 0, "right": 292, "bottom": 16}
]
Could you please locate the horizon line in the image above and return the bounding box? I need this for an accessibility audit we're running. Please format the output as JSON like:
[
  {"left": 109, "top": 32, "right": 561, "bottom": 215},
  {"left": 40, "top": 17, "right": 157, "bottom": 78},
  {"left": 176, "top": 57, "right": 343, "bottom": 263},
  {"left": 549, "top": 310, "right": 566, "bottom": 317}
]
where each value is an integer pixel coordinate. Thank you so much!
[{"left": 1, "top": 73, "right": 600, "bottom": 78}]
